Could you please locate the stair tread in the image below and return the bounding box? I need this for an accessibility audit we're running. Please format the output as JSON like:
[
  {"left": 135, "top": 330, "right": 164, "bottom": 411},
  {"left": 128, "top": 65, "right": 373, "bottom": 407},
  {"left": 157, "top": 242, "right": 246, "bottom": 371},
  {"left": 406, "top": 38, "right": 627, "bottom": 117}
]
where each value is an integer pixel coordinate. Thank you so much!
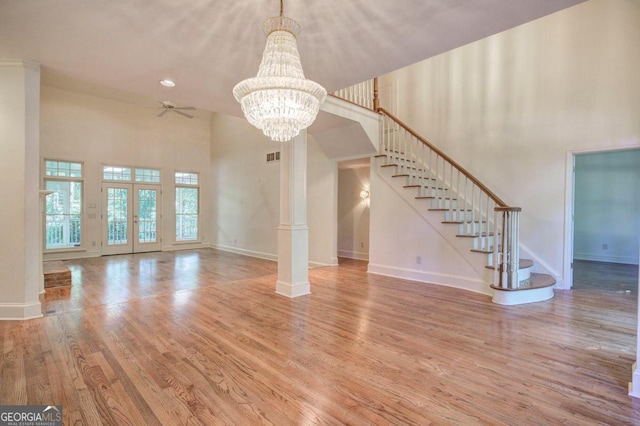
[
  {"left": 456, "top": 232, "right": 494, "bottom": 237},
  {"left": 491, "top": 272, "right": 556, "bottom": 291},
  {"left": 381, "top": 164, "right": 398, "bottom": 168},
  {"left": 485, "top": 259, "right": 534, "bottom": 270},
  {"left": 392, "top": 174, "right": 410, "bottom": 177},
  {"left": 471, "top": 248, "right": 493, "bottom": 254},
  {"left": 429, "top": 208, "right": 472, "bottom": 212}
]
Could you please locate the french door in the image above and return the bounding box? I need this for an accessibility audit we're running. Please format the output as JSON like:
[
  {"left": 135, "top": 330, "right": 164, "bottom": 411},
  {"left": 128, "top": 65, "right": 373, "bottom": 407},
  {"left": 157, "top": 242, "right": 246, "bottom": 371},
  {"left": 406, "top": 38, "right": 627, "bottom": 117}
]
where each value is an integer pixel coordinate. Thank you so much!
[{"left": 102, "top": 183, "right": 162, "bottom": 255}]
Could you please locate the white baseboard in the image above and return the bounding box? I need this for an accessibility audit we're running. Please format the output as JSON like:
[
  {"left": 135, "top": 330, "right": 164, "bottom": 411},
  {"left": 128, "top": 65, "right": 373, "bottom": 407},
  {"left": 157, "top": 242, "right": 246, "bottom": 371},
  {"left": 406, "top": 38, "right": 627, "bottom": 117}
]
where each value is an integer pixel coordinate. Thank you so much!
[
  {"left": 0, "top": 302, "right": 42, "bottom": 321},
  {"left": 309, "top": 259, "right": 339, "bottom": 268},
  {"left": 163, "top": 242, "right": 209, "bottom": 252},
  {"left": 574, "top": 253, "right": 639, "bottom": 265},
  {"left": 367, "top": 263, "right": 490, "bottom": 296},
  {"left": 43, "top": 250, "right": 100, "bottom": 261},
  {"left": 212, "top": 244, "right": 338, "bottom": 268},
  {"left": 338, "top": 249, "right": 369, "bottom": 261},
  {"left": 491, "top": 286, "right": 555, "bottom": 306},
  {"left": 212, "top": 244, "right": 277, "bottom": 262}
]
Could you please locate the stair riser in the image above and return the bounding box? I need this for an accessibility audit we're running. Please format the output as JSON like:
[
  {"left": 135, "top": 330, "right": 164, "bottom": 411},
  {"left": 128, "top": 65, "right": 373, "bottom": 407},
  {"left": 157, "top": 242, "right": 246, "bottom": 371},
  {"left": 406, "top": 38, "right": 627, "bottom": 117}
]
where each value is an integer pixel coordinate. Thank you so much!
[
  {"left": 442, "top": 210, "right": 473, "bottom": 222},
  {"left": 458, "top": 222, "right": 490, "bottom": 235},
  {"left": 430, "top": 198, "right": 457, "bottom": 209},
  {"left": 471, "top": 236, "right": 493, "bottom": 251}
]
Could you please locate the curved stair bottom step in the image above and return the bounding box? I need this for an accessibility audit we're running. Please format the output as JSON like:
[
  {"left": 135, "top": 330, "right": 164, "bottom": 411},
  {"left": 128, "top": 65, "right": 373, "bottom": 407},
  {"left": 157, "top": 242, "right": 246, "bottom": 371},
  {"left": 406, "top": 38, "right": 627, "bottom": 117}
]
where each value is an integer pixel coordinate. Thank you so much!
[{"left": 490, "top": 273, "right": 555, "bottom": 305}]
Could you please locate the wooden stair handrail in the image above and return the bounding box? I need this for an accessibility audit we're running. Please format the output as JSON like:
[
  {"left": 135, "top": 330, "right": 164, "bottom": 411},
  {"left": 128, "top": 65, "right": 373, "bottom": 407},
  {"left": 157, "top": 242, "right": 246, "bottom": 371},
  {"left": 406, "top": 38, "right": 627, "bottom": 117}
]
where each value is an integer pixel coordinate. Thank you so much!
[{"left": 377, "top": 106, "right": 513, "bottom": 209}]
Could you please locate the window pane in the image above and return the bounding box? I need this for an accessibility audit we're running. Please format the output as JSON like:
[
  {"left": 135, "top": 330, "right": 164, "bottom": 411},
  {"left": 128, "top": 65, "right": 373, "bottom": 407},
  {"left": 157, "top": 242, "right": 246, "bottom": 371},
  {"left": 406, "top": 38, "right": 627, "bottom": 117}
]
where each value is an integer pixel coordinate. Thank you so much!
[
  {"left": 45, "top": 180, "right": 82, "bottom": 249},
  {"left": 176, "top": 187, "right": 198, "bottom": 241},
  {"left": 103, "top": 165, "right": 132, "bottom": 181},
  {"left": 135, "top": 168, "right": 161, "bottom": 183},
  {"left": 45, "top": 160, "right": 82, "bottom": 177},
  {"left": 175, "top": 172, "right": 198, "bottom": 185}
]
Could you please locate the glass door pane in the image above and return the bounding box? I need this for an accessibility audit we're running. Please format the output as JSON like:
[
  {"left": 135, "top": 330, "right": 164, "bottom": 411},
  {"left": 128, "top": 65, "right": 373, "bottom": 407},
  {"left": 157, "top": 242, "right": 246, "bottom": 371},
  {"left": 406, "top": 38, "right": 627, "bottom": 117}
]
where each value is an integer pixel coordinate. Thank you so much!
[
  {"left": 134, "top": 185, "right": 162, "bottom": 252},
  {"left": 108, "top": 188, "right": 128, "bottom": 245},
  {"left": 102, "top": 183, "right": 133, "bottom": 255}
]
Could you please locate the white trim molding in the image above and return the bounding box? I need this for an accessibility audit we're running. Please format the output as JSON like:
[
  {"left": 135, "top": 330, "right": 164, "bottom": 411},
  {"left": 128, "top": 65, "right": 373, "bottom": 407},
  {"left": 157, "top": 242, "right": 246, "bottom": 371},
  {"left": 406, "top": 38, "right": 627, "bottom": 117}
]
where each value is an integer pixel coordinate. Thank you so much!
[
  {"left": 367, "top": 263, "right": 490, "bottom": 296},
  {"left": 0, "top": 302, "right": 42, "bottom": 321}
]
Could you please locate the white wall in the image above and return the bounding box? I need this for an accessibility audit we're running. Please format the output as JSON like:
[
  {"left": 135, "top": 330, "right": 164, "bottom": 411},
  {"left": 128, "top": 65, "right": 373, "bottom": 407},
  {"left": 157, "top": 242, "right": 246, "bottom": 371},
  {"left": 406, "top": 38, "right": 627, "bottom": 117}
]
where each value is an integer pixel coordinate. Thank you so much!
[
  {"left": 338, "top": 165, "right": 370, "bottom": 260},
  {"left": 574, "top": 149, "right": 640, "bottom": 264},
  {"left": 377, "top": 0, "right": 640, "bottom": 288},
  {"left": 210, "top": 113, "right": 337, "bottom": 267},
  {"left": 40, "top": 85, "right": 212, "bottom": 259}
]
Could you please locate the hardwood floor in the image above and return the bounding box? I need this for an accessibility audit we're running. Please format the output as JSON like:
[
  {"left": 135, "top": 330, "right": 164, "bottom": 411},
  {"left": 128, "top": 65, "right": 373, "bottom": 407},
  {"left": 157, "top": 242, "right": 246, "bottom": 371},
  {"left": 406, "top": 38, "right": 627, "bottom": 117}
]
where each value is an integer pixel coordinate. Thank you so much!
[
  {"left": 573, "top": 259, "right": 638, "bottom": 295},
  {"left": 2, "top": 249, "right": 640, "bottom": 425}
]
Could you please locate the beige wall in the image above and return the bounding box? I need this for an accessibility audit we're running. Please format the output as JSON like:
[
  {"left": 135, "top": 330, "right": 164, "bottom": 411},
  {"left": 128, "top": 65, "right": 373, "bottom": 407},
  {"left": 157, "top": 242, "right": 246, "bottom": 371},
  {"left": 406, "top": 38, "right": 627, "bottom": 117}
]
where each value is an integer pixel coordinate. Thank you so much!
[
  {"left": 210, "top": 113, "right": 337, "bottom": 267},
  {"left": 40, "top": 85, "right": 213, "bottom": 259},
  {"left": 376, "top": 0, "right": 640, "bottom": 288}
]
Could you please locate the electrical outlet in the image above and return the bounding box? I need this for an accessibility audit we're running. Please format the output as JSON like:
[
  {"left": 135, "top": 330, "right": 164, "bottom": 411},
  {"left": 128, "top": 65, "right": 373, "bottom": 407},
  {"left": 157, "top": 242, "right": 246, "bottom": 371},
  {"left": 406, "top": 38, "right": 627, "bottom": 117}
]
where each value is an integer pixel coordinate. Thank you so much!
[
  {"left": 360, "top": 242, "right": 364, "bottom": 248},
  {"left": 416, "top": 256, "right": 422, "bottom": 264},
  {"left": 602, "top": 243, "right": 608, "bottom": 250}
]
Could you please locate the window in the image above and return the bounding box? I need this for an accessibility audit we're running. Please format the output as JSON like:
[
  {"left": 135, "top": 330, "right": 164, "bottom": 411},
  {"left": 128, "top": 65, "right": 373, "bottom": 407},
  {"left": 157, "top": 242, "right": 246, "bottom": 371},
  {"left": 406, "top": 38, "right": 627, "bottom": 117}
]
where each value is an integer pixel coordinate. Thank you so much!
[
  {"left": 135, "top": 168, "right": 161, "bottom": 183},
  {"left": 44, "top": 160, "right": 83, "bottom": 249},
  {"left": 175, "top": 172, "right": 199, "bottom": 241},
  {"left": 175, "top": 172, "right": 198, "bottom": 185},
  {"left": 103, "top": 165, "right": 132, "bottom": 181}
]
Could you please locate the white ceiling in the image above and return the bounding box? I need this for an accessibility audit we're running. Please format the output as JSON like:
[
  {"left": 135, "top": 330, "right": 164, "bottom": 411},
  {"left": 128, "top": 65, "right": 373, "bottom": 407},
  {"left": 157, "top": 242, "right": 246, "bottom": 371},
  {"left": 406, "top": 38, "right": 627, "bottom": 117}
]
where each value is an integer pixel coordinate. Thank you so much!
[{"left": 1, "top": 0, "right": 585, "bottom": 116}]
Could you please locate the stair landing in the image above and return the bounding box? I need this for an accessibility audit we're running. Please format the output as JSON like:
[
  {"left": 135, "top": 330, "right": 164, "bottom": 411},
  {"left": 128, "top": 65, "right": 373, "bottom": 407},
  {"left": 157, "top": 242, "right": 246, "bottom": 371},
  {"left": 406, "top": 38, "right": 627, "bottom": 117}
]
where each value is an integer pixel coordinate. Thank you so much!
[{"left": 43, "top": 261, "right": 71, "bottom": 288}]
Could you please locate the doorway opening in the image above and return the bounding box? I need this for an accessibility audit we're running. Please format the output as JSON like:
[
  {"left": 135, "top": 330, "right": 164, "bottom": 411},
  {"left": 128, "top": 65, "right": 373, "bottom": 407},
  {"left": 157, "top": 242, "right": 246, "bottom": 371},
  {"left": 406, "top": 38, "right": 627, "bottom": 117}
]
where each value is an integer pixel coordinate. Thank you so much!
[
  {"left": 337, "top": 158, "right": 371, "bottom": 266},
  {"left": 568, "top": 148, "right": 640, "bottom": 292}
]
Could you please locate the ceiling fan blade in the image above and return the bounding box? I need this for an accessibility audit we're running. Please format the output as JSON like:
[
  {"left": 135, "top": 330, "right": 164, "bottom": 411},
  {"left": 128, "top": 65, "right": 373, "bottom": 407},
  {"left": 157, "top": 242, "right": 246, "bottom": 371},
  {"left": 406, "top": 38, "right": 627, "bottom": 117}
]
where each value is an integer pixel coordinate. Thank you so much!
[
  {"left": 157, "top": 110, "right": 168, "bottom": 117},
  {"left": 174, "top": 106, "right": 196, "bottom": 110},
  {"left": 173, "top": 109, "right": 194, "bottom": 119}
]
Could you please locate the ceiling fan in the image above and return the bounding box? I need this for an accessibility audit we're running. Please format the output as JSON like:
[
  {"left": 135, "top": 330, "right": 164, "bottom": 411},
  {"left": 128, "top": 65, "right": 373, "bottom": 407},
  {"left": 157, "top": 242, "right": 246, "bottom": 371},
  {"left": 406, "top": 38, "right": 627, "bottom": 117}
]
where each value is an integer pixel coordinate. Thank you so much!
[{"left": 155, "top": 100, "right": 196, "bottom": 119}]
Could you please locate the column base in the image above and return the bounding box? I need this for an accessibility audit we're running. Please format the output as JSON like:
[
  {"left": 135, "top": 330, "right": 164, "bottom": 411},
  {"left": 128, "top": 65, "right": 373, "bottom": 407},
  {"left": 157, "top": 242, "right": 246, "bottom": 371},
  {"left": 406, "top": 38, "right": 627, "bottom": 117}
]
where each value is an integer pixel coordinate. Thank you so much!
[
  {"left": 276, "top": 280, "right": 311, "bottom": 298},
  {"left": 0, "top": 302, "right": 42, "bottom": 321},
  {"left": 629, "top": 363, "right": 640, "bottom": 398}
]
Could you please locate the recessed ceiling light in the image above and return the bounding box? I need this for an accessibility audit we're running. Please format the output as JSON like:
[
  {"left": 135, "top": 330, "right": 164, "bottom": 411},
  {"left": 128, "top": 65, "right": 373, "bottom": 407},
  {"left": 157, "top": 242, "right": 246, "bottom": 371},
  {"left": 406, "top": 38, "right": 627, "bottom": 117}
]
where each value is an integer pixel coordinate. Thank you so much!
[{"left": 159, "top": 79, "right": 175, "bottom": 87}]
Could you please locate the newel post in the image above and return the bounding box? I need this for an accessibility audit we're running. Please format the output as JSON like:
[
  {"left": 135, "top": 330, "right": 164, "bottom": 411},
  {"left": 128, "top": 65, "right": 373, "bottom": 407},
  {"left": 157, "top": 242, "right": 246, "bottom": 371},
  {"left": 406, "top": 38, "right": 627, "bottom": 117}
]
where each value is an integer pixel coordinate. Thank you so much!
[
  {"left": 494, "top": 207, "right": 522, "bottom": 289},
  {"left": 373, "top": 77, "right": 379, "bottom": 111}
]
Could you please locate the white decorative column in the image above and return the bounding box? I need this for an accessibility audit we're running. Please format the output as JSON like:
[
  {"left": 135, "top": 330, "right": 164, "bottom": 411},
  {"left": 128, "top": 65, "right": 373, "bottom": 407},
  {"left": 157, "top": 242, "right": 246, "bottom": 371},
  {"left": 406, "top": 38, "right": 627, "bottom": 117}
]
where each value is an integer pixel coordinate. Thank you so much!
[
  {"left": 276, "top": 130, "right": 311, "bottom": 298},
  {"left": 0, "top": 60, "right": 42, "bottom": 320},
  {"left": 39, "top": 190, "right": 54, "bottom": 294},
  {"left": 629, "top": 242, "right": 640, "bottom": 397}
]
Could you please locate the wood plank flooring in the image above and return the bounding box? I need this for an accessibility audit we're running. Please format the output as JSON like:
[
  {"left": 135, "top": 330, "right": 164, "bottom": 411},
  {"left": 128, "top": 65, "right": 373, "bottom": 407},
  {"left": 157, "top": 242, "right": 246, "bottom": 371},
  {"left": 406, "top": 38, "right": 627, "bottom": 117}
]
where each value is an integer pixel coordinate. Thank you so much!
[
  {"left": 573, "top": 259, "right": 638, "bottom": 295},
  {"left": 2, "top": 249, "right": 640, "bottom": 425}
]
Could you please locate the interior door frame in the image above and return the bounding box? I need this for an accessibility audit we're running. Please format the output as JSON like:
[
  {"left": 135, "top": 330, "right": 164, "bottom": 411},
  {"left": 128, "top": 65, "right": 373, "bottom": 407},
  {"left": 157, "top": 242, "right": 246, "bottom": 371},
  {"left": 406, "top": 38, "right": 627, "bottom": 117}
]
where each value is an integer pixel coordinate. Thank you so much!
[{"left": 563, "top": 144, "right": 640, "bottom": 289}]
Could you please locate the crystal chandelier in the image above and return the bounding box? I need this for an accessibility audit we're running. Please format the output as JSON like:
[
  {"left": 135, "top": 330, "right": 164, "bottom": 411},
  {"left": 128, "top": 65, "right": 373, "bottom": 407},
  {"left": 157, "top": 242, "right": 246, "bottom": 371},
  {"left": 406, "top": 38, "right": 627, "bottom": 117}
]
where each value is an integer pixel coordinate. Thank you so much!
[{"left": 233, "top": 0, "right": 327, "bottom": 142}]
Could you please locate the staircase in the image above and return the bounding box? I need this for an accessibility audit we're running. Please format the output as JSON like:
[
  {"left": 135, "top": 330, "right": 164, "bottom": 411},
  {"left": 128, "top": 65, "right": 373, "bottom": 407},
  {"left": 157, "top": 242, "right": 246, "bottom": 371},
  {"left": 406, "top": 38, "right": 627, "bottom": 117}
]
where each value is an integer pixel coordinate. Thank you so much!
[{"left": 333, "top": 80, "right": 555, "bottom": 305}]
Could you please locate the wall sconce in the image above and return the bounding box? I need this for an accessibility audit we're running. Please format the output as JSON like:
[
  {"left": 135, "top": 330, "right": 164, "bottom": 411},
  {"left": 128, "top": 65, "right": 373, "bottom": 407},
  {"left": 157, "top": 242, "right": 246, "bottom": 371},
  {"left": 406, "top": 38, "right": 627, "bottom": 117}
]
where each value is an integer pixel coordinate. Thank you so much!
[{"left": 360, "top": 190, "right": 370, "bottom": 202}]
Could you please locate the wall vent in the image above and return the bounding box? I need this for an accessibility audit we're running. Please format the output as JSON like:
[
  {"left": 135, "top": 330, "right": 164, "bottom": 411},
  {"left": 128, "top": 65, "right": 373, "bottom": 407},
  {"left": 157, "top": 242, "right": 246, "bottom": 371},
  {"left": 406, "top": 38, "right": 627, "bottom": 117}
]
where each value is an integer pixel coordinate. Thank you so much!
[{"left": 266, "top": 151, "right": 281, "bottom": 163}]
